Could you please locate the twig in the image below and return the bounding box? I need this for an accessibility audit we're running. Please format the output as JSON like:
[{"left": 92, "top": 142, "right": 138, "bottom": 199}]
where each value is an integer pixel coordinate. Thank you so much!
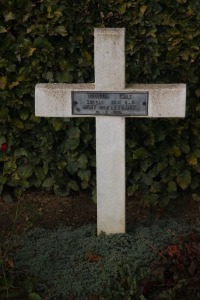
[
  {"left": 140, "top": 237, "right": 167, "bottom": 260},
  {"left": 0, "top": 244, "right": 9, "bottom": 300},
  {"left": 4, "top": 198, "right": 20, "bottom": 257}
]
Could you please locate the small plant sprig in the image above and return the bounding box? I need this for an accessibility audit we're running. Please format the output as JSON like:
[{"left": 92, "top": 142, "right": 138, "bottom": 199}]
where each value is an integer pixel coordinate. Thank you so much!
[{"left": 0, "top": 142, "right": 42, "bottom": 300}]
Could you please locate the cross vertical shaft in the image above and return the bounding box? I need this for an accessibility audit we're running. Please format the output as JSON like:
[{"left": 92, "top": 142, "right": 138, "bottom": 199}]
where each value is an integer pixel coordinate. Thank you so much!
[{"left": 95, "top": 28, "right": 126, "bottom": 234}]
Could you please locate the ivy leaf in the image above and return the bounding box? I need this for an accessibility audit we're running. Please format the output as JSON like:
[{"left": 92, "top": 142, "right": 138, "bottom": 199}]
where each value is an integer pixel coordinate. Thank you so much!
[
  {"left": 28, "top": 293, "right": 41, "bottom": 300},
  {"left": 24, "top": 279, "right": 34, "bottom": 293},
  {"left": 68, "top": 180, "right": 79, "bottom": 191},
  {"left": 0, "top": 76, "right": 7, "bottom": 89},
  {"left": 20, "top": 109, "right": 30, "bottom": 121},
  {"left": 9, "top": 81, "right": 19, "bottom": 89},
  {"left": 140, "top": 5, "right": 147, "bottom": 16},
  {"left": 176, "top": 170, "right": 191, "bottom": 190},
  {"left": 187, "top": 155, "right": 197, "bottom": 166},
  {"left": 42, "top": 178, "right": 54, "bottom": 188},
  {"left": 35, "top": 167, "right": 46, "bottom": 181},
  {"left": 13, "top": 119, "right": 24, "bottom": 129},
  {"left": 78, "top": 154, "right": 88, "bottom": 169},
  {"left": 18, "top": 164, "right": 33, "bottom": 179},
  {"left": 132, "top": 147, "right": 149, "bottom": 159},
  {"left": 81, "top": 181, "right": 89, "bottom": 189},
  {"left": 140, "top": 159, "right": 150, "bottom": 172},
  {"left": 2, "top": 192, "right": 13, "bottom": 203},
  {"left": 192, "top": 194, "right": 200, "bottom": 202},
  {"left": 0, "top": 107, "right": 9, "bottom": 121},
  {"left": 167, "top": 181, "right": 177, "bottom": 193},
  {"left": 27, "top": 47, "right": 36, "bottom": 57},
  {"left": 127, "top": 184, "right": 138, "bottom": 196},
  {"left": 14, "top": 148, "right": 28, "bottom": 157},
  {"left": 57, "top": 70, "right": 72, "bottom": 82},
  {"left": 4, "top": 12, "right": 15, "bottom": 21},
  {"left": 81, "top": 50, "right": 92, "bottom": 62},
  {"left": 143, "top": 194, "right": 159, "bottom": 206},
  {"left": 195, "top": 88, "right": 200, "bottom": 98},
  {"left": 0, "top": 26, "right": 7, "bottom": 33},
  {"left": 193, "top": 164, "right": 200, "bottom": 173},
  {"left": 78, "top": 169, "right": 91, "bottom": 182},
  {"left": 117, "top": 3, "right": 126, "bottom": 14},
  {"left": 54, "top": 26, "right": 68, "bottom": 37},
  {"left": 52, "top": 119, "right": 63, "bottom": 131}
]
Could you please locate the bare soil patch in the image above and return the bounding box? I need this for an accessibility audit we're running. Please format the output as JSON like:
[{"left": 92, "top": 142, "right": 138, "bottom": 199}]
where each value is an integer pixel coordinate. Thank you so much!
[{"left": 0, "top": 191, "right": 200, "bottom": 241}]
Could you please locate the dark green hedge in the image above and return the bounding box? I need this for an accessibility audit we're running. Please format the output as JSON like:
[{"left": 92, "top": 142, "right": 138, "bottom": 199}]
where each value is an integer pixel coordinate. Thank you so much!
[{"left": 0, "top": 0, "right": 200, "bottom": 205}]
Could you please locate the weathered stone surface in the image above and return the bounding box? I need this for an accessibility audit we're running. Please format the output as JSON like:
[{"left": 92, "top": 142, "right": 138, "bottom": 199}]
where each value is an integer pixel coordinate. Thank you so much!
[
  {"left": 36, "top": 83, "right": 186, "bottom": 118},
  {"left": 35, "top": 28, "right": 186, "bottom": 235}
]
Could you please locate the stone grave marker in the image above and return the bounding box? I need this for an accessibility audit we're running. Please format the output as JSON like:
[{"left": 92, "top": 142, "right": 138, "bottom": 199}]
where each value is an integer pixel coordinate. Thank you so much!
[{"left": 35, "top": 28, "right": 186, "bottom": 235}]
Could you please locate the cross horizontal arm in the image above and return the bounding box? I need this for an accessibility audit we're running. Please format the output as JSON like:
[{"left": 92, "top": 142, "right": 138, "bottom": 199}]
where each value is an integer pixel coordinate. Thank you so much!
[{"left": 35, "top": 83, "right": 186, "bottom": 118}]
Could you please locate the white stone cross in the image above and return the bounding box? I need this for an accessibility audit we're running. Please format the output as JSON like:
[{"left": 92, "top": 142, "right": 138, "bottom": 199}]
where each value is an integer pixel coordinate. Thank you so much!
[{"left": 35, "top": 28, "right": 186, "bottom": 235}]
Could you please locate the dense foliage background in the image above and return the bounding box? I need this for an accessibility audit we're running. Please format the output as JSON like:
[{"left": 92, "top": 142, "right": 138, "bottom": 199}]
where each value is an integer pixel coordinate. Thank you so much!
[{"left": 0, "top": 0, "right": 200, "bottom": 206}]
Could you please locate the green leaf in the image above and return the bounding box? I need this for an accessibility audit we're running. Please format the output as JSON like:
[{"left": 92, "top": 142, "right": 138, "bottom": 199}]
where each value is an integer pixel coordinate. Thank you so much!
[
  {"left": 9, "top": 81, "right": 19, "bottom": 89},
  {"left": 140, "top": 159, "right": 151, "bottom": 172},
  {"left": 81, "top": 181, "right": 89, "bottom": 189},
  {"left": 187, "top": 155, "right": 197, "bottom": 166},
  {"left": 127, "top": 138, "right": 137, "bottom": 148},
  {"left": 78, "top": 169, "right": 91, "bottom": 182},
  {"left": 192, "top": 194, "right": 200, "bottom": 202},
  {"left": 52, "top": 119, "right": 63, "bottom": 131},
  {"left": 78, "top": 154, "right": 88, "bottom": 169},
  {"left": 0, "top": 76, "right": 7, "bottom": 89},
  {"left": 167, "top": 181, "right": 177, "bottom": 193},
  {"left": 140, "top": 5, "right": 147, "bottom": 16},
  {"left": 4, "top": 12, "right": 15, "bottom": 21},
  {"left": 35, "top": 167, "right": 45, "bottom": 181},
  {"left": 176, "top": 170, "right": 191, "bottom": 190},
  {"left": 2, "top": 192, "right": 13, "bottom": 203},
  {"left": 54, "top": 26, "right": 68, "bottom": 37},
  {"left": 68, "top": 180, "right": 79, "bottom": 191},
  {"left": 24, "top": 279, "right": 34, "bottom": 293},
  {"left": 81, "top": 50, "right": 92, "bottom": 62},
  {"left": 43, "top": 162, "right": 49, "bottom": 175},
  {"left": 150, "top": 182, "right": 163, "bottom": 193},
  {"left": 20, "top": 109, "right": 29, "bottom": 121},
  {"left": 143, "top": 194, "right": 159, "bottom": 206},
  {"left": 34, "top": 37, "right": 52, "bottom": 50},
  {"left": 67, "top": 161, "right": 78, "bottom": 174},
  {"left": 42, "top": 178, "right": 54, "bottom": 188},
  {"left": 56, "top": 70, "right": 73, "bottom": 82},
  {"left": 117, "top": 3, "right": 126, "bottom": 14},
  {"left": 0, "top": 26, "right": 7, "bottom": 33},
  {"left": 0, "top": 137, "right": 6, "bottom": 146},
  {"left": 13, "top": 119, "right": 24, "bottom": 129},
  {"left": 18, "top": 164, "right": 33, "bottom": 179},
  {"left": 194, "top": 149, "right": 200, "bottom": 158},
  {"left": 159, "top": 197, "right": 170, "bottom": 208},
  {"left": 195, "top": 88, "right": 200, "bottom": 98},
  {"left": 192, "top": 164, "right": 200, "bottom": 173},
  {"left": 127, "top": 184, "right": 138, "bottom": 196},
  {"left": 0, "top": 107, "right": 9, "bottom": 120},
  {"left": 132, "top": 147, "right": 149, "bottom": 159},
  {"left": 28, "top": 293, "right": 42, "bottom": 300},
  {"left": 14, "top": 148, "right": 28, "bottom": 157},
  {"left": 172, "top": 146, "right": 181, "bottom": 157},
  {"left": 143, "top": 174, "right": 153, "bottom": 186}
]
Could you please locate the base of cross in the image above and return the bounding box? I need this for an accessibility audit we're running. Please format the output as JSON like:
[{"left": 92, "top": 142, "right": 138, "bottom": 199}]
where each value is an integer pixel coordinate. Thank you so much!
[{"left": 35, "top": 28, "right": 186, "bottom": 235}]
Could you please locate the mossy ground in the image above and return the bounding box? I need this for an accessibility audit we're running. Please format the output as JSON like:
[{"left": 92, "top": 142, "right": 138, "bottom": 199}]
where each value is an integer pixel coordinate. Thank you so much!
[{"left": 12, "top": 219, "right": 200, "bottom": 299}]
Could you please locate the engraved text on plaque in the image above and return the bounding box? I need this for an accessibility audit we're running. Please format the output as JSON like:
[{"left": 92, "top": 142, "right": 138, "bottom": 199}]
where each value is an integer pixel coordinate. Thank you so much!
[{"left": 72, "top": 92, "right": 148, "bottom": 116}]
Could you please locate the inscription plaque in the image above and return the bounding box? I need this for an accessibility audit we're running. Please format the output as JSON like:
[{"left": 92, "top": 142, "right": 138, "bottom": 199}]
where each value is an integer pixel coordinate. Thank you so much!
[{"left": 72, "top": 92, "right": 148, "bottom": 116}]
